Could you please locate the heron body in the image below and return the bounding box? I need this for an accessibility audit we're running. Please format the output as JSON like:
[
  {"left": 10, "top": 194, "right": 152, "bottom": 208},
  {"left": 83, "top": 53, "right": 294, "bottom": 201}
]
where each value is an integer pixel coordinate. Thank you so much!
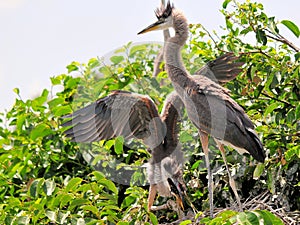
[
  {"left": 138, "top": 1, "right": 265, "bottom": 217},
  {"left": 62, "top": 90, "right": 186, "bottom": 210}
]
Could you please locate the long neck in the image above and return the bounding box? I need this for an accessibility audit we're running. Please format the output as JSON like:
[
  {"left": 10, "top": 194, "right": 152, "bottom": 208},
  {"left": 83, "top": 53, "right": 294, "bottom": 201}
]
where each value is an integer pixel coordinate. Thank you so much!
[{"left": 164, "top": 10, "right": 190, "bottom": 88}]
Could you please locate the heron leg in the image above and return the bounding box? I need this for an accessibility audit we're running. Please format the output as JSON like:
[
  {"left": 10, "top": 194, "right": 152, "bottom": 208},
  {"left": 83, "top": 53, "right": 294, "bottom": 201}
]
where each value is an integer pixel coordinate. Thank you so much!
[
  {"left": 217, "top": 142, "right": 242, "bottom": 211},
  {"left": 148, "top": 185, "right": 157, "bottom": 211},
  {"left": 199, "top": 131, "right": 213, "bottom": 218}
]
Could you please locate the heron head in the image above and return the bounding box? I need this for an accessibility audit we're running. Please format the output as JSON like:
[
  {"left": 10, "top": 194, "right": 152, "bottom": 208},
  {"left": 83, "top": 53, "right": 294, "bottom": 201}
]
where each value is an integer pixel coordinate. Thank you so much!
[{"left": 138, "top": 1, "right": 174, "bottom": 34}]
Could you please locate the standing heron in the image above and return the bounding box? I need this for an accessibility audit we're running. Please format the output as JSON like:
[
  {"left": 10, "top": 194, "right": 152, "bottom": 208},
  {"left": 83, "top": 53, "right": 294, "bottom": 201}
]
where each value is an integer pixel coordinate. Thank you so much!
[{"left": 138, "top": 1, "right": 265, "bottom": 217}]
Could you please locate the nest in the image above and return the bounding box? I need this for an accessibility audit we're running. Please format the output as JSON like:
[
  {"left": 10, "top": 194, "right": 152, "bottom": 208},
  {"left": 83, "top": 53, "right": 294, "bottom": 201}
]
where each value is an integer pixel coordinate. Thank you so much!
[{"left": 159, "top": 191, "right": 300, "bottom": 225}]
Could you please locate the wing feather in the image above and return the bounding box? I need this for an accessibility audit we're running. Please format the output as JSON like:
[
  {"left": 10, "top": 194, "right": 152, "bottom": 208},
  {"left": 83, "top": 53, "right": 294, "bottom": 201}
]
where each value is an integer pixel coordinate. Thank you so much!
[
  {"left": 185, "top": 76, "right": 264, "bottom": 161},
  {"left": 195, "top": 53, "right": 244, "bottom": 83},
  {"left": 62, "top": 90, "right": 163, "bottom": 143}
]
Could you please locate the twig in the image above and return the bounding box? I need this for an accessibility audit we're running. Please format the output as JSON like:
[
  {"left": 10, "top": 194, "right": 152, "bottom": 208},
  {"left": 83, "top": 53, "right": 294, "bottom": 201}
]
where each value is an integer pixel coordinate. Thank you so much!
[
  {"left": 261, "top": 92, "right": 293, "bottom": 107},
  {"left": 265, "top": 31, "right": 300, "bottom": 53}
]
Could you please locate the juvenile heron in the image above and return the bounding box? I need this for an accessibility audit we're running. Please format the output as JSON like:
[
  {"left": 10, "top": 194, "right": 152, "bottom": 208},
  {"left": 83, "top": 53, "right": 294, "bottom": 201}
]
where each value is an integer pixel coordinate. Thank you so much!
[
  {"left": 62, "top": 90, "right": 185, "bottom": 211},
  {"left": 138, "top": 1, "right": 265, "bottom": 217}
]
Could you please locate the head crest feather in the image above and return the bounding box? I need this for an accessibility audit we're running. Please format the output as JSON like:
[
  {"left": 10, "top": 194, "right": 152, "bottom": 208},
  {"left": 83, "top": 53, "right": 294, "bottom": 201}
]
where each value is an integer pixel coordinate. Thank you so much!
[{"left": 155, "top": 1, "right": 174, "bottom": 19}]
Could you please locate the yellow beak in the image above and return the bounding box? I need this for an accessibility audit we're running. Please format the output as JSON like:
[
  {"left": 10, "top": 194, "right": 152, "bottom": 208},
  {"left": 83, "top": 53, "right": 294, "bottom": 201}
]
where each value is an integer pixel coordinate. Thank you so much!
[
  {"left": 138, "top": 20, "right": 164, "bottom": 35},
  {"left": 167, "top": 178, "right": 185, "bottom": 210}
]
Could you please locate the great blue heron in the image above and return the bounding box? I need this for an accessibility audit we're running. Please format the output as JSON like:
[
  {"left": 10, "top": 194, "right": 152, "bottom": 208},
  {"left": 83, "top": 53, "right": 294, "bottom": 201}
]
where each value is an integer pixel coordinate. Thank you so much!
[
  {"left": 138, "top": 1, "right": 265, "bottom": 217},
  {"left": 62, "top": 89, "right": 186, "bottom": 211},
  {"left": 61, "top": 53, "right": 244, "bottom": 214}
]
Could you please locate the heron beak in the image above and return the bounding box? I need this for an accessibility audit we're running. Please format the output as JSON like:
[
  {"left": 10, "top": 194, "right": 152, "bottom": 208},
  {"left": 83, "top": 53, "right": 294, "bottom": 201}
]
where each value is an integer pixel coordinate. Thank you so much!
[
  {"left": 167, "top": 178, "right": 185, "bottom": 210},
  {"left": 138, "top": 20, "right": 165, "bottom": 35}
]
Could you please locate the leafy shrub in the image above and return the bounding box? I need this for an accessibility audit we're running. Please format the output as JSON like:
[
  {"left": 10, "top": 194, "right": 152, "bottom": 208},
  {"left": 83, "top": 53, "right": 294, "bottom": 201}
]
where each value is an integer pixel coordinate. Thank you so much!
[{"left": 0, "top": 0, "right": 299, "bottom": 224}]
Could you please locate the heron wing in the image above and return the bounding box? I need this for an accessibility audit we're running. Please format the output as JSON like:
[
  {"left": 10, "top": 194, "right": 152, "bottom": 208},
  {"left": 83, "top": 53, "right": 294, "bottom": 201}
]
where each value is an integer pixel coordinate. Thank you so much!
[
  {"left": 62, "top": 90, "right": 164, "bottom": 143},
  {"left": 160, "top": 53, "right": 244, "bottom": 147},
  {"left": 185, "top": 76, "right": 264, "bottom": 161},
  {"left": 188, "top": 76, "right": 253, "bottom": 134},
  {"left": 195, "top": 53, "right": 244, "bottom": 83}
]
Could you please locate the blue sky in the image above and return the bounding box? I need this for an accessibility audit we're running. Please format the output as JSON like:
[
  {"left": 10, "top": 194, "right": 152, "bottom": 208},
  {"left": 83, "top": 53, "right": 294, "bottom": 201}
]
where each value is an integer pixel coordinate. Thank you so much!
[{"left": 1, "top": 0, "right": 299, "bottom": 112}]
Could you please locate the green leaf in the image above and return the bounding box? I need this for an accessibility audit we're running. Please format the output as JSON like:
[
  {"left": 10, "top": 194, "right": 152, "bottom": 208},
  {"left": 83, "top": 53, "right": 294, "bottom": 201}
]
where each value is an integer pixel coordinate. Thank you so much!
[
  {"left": 148, "top": 212, "right": 158, "bottom": 225},
  {"left": 264, "top": 102, "right": 281, "bottom": 118},
  {"left": 285, "top": 146, "right": 300, "bottom": 160},
  {"left": 50, "top": 76, "right": 62, "bottom": 85},
  {"left": 16, "top": 114, "right": 26, "bottom": 132},
  {"left": 13, "top": 87, "right": 20, "bottom": 95},
  {"left": 114, "top": 136, "right": 124, "bottom": 154},
  {"left": 179, "top": 131, "right": 193, "bottom": 143},
  {"left": 99, "top": 66, "right": 112, "bottom": 76},
  {"left": 121, "top": 196, "right": 135, "bottom": 209},
  {"left": 88, "top": 57, "right": 100, "bottom": 68},
  {"left": 53, "top": 105, "right": 72, "bottom": 117},
  {"left": 253, "top": 163, "right": 265, "bottom": 180},
  {"left": 104, "top": 139, "right": 115, "bottom": 150},
  {"left": 57, "top": 211, "right": 70, "bottom": 224},
  {"left": 110, "top": 55, "right": 124, "bottom": 64},
  {"left": 191, "top": 160, "right": 201, "bottom": 170},
  {"left": 29, "top": 179, "right": 44, "bottom": 198},
  {"left": 92, "top": 171, "right": 105, "bottom": 181},
  {"left": 281, "top": 20, "right": 300, "bottom": 37},
  {"left": 43, "top": 179, "right": 56, "bottom": 196},
  {"left": 129, "top": 44, "right": 147, "bottom": 57},
  {"left": 5, "top": 198, "right": 22, "bottom": 211},
  {"left": 117, "top": 222, "right": 129, "bottom": 225},
  {"left": 59, "top": 193, "right": 73, "bottom": 208},
  {"left": 45, "top": 210, "right": 57, "bottom": 222},
  {"left": 69, "top": 199, "right": 89, "bottom": 210},
  {"left": 47, "top": 97, "right": 64, "bottom": 110},
  {"left": 256, "top": 29, "right": 267, "bottom": 45},
  {"left": 265, "top": 72, "right": 275, "bottom": 91},
  {"left": 15, "top": 216, "right": 30, "bottom": 224},
  {"left": 254, "top": 84, "right": 264, "bottom": 98},
  {"left": 240, "top": 26, "right": 253, "bottom": 35},
  {"left": 32, "top": 89, "right": 49, "bottom": 107},
  {"left": 226, "top": 18, "right": 233, "bottom": 30},
  {"left": 82, "top": 205, "right": 99, "bottom": 215},
  {"left": 295, "top": 52, "right": 300, "bottom": 61},
  {"left": 179, "top": 220, "right": 192, "bottom": 225},
  {"left": 232, "top": 211, "right": 258, "bottom": 225},
  {"left": 65, "top": 77, "right": 80, "bottom": 89},
  {"left": 255, "top": 210, "right": 284, "bottom": 225},
  {"left": 222, "top": 0, "right": 232, "bottom": 9},
  {"left": 30, "top": 124, "right": 53, "bottom": 141},
  {"left": 98, "top": 178, "right": 118, "bottom": 194},
  {"left": 245, "top": 211, "right": 259, "bottom": 225},
  {"left": 65, "top": 177, "right": 82, "bottom": 192},
  {"left": 66, "top": 61, "right": 80, "bottom": 73}
]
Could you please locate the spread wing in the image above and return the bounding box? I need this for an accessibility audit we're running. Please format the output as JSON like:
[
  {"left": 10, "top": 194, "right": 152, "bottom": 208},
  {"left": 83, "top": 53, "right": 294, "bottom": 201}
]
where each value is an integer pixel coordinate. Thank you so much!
[
  {"left": 195, "top": 53, "right": 244, "bottom": 83},
  {"left": 62, "top": 90, "right": 165, "bottom": 145}
]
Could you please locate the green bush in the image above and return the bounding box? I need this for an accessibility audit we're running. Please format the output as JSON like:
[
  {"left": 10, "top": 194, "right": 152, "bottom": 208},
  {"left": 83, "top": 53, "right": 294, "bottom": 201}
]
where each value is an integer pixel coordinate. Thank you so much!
[{"left": 0, "top": 0, "right": 299, "bottom": 224}]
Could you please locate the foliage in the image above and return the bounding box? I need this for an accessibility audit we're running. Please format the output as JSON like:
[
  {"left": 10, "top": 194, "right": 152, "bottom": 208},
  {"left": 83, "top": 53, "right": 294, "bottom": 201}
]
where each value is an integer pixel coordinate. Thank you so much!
[{"left": 0, "top": 0, "right": 299, "bottom": 224}]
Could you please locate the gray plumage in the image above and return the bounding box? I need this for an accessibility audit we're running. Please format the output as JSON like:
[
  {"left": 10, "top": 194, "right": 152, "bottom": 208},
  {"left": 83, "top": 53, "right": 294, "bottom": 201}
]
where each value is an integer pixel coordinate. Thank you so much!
[
  {"left": 138, "top": 1, "right": 264, "bottom": 162},
  {"left": 138, "top": 1, "right": 265, "bottom": 217},
  {"left": 62, "top": 90, "right": 185, "bottom": 209}
]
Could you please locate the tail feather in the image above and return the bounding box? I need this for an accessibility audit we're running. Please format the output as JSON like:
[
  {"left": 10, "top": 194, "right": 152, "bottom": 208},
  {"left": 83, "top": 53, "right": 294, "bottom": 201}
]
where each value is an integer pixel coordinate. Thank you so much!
[{"left": 246, "top": 128, "right": 265, "bottom": 162}]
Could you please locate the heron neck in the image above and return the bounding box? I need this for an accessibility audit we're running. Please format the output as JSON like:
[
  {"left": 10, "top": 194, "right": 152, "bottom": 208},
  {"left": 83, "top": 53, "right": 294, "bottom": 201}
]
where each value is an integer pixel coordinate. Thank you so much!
[{"left": 164, "top": 10, "right": 190, "bottom": 88}]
